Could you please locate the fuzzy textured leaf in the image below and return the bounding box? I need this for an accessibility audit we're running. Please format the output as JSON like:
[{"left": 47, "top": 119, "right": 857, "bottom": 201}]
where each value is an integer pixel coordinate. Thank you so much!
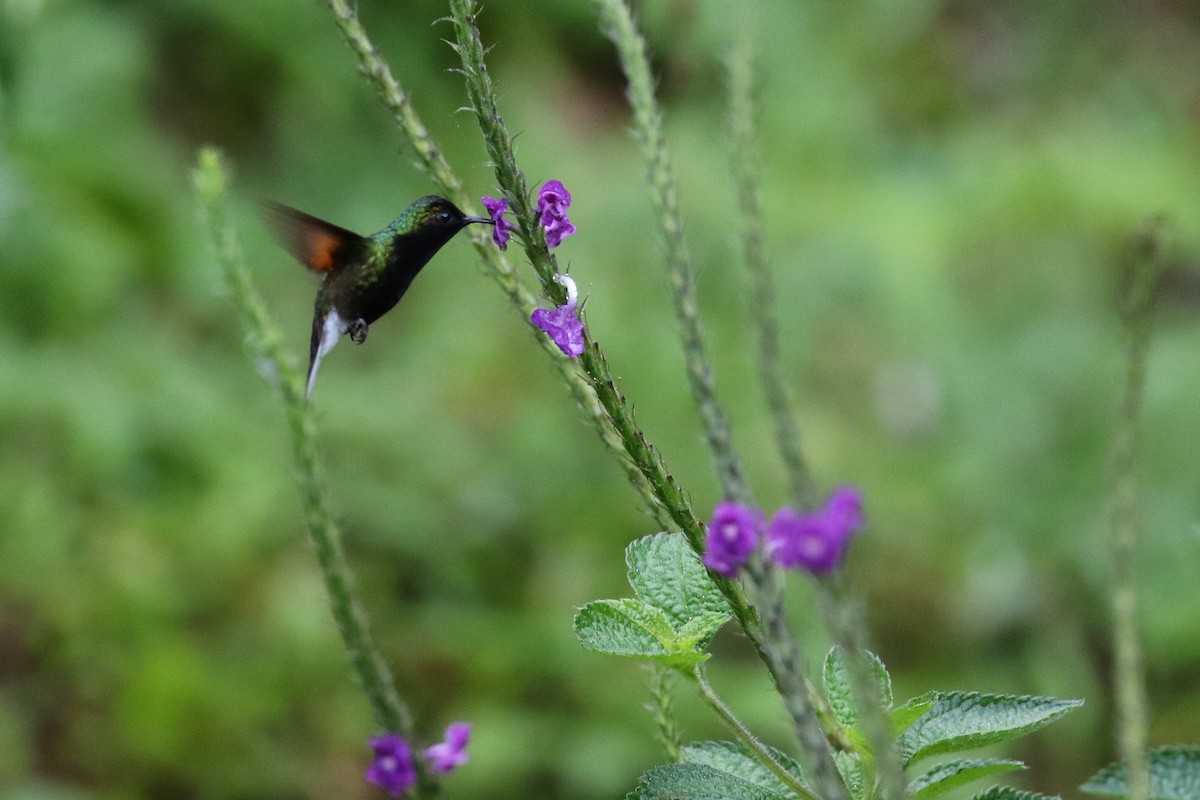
[
  {"left": 1081, "top": 746, "right": 1200, "bottom": 800},
  {"left": 892, "top": 691, "right": 939, "bottom": 734},
  {"left": 626, "top": 763, "right": 793, "bottom": 800},
  {"left": 969, "top": 788, "right": 1061, "bottom": 800},
  {"left": 681, "top": 740, "right": 805, "bottom": 796},
  {"left": 676, "top": 611, "right": 733, "bottom": 651},
  {"left": 574, "top": 599, "right": 673, "bottom": 658},
  {"left": 834, "top": 751, "right": 869, "bottom": 800},
  {"left": 823, "top": 646, "right": 892, "bottom": 730},
  {"left": 627, "top": 533, "right": 731, "bottom": 627},
  {"left": 908, "top": 758, "right": 1026, "bottom": 800},
  {"left": 899, "top": 692, "right": 1083, "bottom": 763}
]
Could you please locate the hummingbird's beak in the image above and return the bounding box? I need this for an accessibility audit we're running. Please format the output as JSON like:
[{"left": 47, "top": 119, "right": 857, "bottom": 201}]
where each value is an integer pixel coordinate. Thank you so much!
[{"left": 465, "top": 215, "right": 494, "bottom": 225}]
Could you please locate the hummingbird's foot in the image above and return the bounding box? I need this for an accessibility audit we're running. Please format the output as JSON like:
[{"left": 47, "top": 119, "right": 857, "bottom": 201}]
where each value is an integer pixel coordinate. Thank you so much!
[{"left": 348, "top": 319, "right": 368, "bottom": 344}]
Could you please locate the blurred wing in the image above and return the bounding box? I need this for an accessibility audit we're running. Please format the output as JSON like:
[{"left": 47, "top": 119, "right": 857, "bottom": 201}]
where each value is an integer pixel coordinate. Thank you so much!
[{"left": 264, "top": 202, "right": 369, "bottom": 273}]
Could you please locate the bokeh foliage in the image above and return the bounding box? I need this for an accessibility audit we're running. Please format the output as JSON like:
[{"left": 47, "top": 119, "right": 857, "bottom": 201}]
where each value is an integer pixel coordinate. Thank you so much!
[{"left": 1, "top": 1, "right": 1198, "bottom": 798}]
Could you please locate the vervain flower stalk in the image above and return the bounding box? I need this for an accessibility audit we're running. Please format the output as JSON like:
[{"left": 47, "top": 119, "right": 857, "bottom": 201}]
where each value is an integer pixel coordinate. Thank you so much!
[
  {"left": 321, "top": 0, "right": 670, "bottom": 530},
  {"left": 726, "top": 10, "right": 816, "bottom": 511},
  {"left": 444, "top": 0, "right": 763, "bottom": 632},
  {"left": 596, "top": 1, "right": 845, "bottom": 796},
  {"left": 725, "top": 12, "right": 906, "bottom": 796},
  {"left": 193, "top": 149, "right": 428, "bottom": 791},
  {"left": 1108, "top": 219, "right": 1168, "bottom": 800},
  {"left": 440, "top": 15, "right": 845, "bottom": 788}
]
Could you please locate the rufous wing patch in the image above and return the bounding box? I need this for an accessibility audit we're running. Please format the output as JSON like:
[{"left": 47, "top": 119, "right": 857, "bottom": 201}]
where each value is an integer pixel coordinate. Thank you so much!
[{"left": 264, "top": 202, "right": 368, "bottom": 274}]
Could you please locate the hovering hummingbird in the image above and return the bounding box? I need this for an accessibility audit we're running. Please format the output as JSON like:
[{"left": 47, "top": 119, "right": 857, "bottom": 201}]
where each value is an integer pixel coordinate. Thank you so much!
[{"left": 266, "top": 196, "right": 492, "bottom": 399}]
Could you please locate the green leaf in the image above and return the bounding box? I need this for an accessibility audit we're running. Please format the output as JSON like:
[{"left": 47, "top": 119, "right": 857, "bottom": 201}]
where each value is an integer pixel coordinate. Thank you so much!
[
  {"left": 899, "top": 692, "right": 1083, "bottom": 763},
  {"left": 968, "top": 788, "right": 1061, "bottom": 800},
  {"left": 676, "top": 610, "right": 734, "bottom": 651},
  {"left": 626, "top": 763, "right": 794, "bottom": 800},
  {"left": 573, "top": 599, "right": 714, "bottom": 668},
  {"left": 627, "top": 533, "right": 732, "bottom": 628},
  {"left": 908, "top": 758, "right": 1027, "bottom": 800},
  {"left": 892, "top": 691, "right": 939, "bottom": 734},
  {"left": 833, "top": 750, "right": 869, "bottom": 800},
  {"left": 574, "top": 599, "right": 673, "bottom": 658},
  {"left": 681, "top": 740, "right": 806, "bottom": 796},
  {"left": 823, "top": 646, "right": 893, "bottom": 731},
  {"left": 1081, "top": 746, "right": 1200, "bottom": 800}
]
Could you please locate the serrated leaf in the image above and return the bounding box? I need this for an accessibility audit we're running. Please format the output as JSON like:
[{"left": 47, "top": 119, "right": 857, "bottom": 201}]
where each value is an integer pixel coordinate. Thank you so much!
[
  {"left": 574, "top": 599, "right": 674, "bottom": 658},
  {"left": 676, "top": 610, "right": 733, "bottom": 651},
  {"left": 969, "top": 787, "right": 1061, "bottom": 800},
  {"left": 899, "top": 692, "right": 1083, "bottom": 763},
  {"left": 908, "top": 758, "right": 1026, "bottom": 800},
  {"left": 892, "top": 691, "right": 939, "bottom": 734},
  {"left": 823, "top": 646, "right": 893, "bottom": 730},
  {"left": 626, "top": 763, "right": 794, "bottom": 800},
  {"left": 626, "top": 533, "right": 731, "bottom": 627},
  {"left": 574, "top": 599, "right": 714, "bottom": 668},
  {"left": 833, "top": 750, "right": 869, "bottom": 800},
  {"left": 681, "top": 740, "right": 806, "bottom": 797},
  {"left": 1081, "top": 746, "right": 1200, "bottom": 800}
]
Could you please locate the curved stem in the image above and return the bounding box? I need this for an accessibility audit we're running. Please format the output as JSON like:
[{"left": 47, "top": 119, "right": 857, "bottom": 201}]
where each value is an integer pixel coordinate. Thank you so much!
[
  {"left": 727, "top": 7, "right": 816, "bottom": 510},
  {"left": 194, "top": 150, "right": 420, "bottom": 770},
  {"left": 690, "top": 666, "right": 817, "bottom": 800}
]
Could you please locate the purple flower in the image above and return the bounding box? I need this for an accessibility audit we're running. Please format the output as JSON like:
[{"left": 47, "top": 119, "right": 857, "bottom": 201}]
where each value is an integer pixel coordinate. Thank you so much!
[
  {"left": 424, "top": 722, "right": 472, "bottom": 774},
  {"left": 481, "top": 196, "right": 513, "bottom": 251},
  {"left": 531, "top": 273, "right": 586, "bottom": 357},
  {"left": 765, "top": 486, "right": 865, "bottom": 574},
  {"left": 365, "top": 733, "right": 417, "bottom": 797},
  {"left": 703, "top": 501, "right": 762, "bottom": 577},
  {"left": 825, "top": 485, "right": 864, "bottom": 533},
  {"left": 537, "top": 179, "right": 576, "bottom": 248}
]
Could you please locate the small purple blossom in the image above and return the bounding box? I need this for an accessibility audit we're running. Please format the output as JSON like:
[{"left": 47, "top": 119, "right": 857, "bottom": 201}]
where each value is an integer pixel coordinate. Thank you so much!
[
  {"left": 537, "top": 179, "right": 576, "bottom": 248},
  {"left": 365, "top": 733, "right": 417, "bottom": 798},
  {"left": 481, "top": 196, "right": 513, "bottom": 251},
  {"left": 825, "top": 485, "right": 864, "bottom": 533},
  {"left": 424, "top": 722, "right": 472, "bottom": 774},
  {"left": 703, "top": 501, "right": 762, "bottom": 577},
  {"left": 765, "top": 486, "right": 865, "bottom": 574},
  {"left": 531, "top": 273, "right": 586, "bottom": 357}
]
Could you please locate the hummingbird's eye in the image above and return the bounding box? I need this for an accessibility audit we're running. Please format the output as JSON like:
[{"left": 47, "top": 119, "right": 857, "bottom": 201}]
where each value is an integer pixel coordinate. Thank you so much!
[{"left": 437, "top": 210, "right": 453, "bottom": 223}]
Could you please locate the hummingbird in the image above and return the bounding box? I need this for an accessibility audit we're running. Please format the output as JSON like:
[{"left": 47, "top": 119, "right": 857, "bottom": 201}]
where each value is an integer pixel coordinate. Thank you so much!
[{"left": 265, "top": 196, "right": 492, "bottom": 399}]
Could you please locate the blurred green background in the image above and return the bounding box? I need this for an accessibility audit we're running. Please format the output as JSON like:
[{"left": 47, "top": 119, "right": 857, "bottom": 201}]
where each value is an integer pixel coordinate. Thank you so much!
[{"left": 2, "top": 0, "right": 1198, "bottom": 798}]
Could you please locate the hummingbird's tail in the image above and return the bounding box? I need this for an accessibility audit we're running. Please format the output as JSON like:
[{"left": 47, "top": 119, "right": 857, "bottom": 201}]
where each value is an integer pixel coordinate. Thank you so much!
[{"left": 306, "top": 309, "right": 345, "bottom": 400}]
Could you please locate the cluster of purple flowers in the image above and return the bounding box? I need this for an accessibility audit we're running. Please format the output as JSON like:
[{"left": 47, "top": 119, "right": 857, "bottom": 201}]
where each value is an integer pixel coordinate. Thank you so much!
[
  {"left": 482, "top": 180, "right": 586, "bottom": 358},
  {"left": 535, "top": 179, "right": 576, "bottom": 248},
  {"left": 531, "top": 273, "right": 585, "bottom": 357},
  {"left": 365, "top": 722, "right": 471, "bottom": 797},
  {"left": 702, "top": 487, "right": 864, "bottom": 578},
  {"left": 481, "top": 179, "right": 577, "bottom": 253}
]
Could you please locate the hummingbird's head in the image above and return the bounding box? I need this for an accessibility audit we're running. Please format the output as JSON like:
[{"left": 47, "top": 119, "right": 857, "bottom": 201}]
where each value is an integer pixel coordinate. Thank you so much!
[{"left": 407, "top": 196, "right": 493, "bottom": 236}]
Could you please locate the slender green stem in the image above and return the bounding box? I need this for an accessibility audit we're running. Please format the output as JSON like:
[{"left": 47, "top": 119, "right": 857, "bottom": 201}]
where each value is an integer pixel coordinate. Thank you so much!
[
  {"left": 442, "top": 18, "right": 842, "bottom": 781},
  {"left": 193, "top": 148, "right": 416, "bottom": 743},
  {"left": 1109, "top": 218, "right": 1167, "bottom": 800},
  {"left": 725, "top": 11, "right": 908, "bottom": 796},
  {"left": 690, "top": 666, "right": 817, "bottom": 800},
  {"left": 596, "top": 3, "right": 846, "bottom": 797},
  {"left": 444, "top": 0, "right": 760, "bottom": 629},
  {"left": 726, "top": 8, "right": 816, "bottom": 511},
  {"left": 739, "top": 558, "right": 846, "bottom": 800},
  {"left": 597, "top": 0, "right": 750, "bottom": 507},
  {"left": 323, "top": 0, "right": 461, "bottom": 197},
  {"left": 646, "top": 664, "right": 683, "bottom": 763},
  {"left": 322, "top": 0, "right": 672, "bottom": 530}
]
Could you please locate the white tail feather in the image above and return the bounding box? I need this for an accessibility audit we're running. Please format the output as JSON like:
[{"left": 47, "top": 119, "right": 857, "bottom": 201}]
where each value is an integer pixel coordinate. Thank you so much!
[{"left": 306, "top": 310, "right": 345, "bottom": 400}]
